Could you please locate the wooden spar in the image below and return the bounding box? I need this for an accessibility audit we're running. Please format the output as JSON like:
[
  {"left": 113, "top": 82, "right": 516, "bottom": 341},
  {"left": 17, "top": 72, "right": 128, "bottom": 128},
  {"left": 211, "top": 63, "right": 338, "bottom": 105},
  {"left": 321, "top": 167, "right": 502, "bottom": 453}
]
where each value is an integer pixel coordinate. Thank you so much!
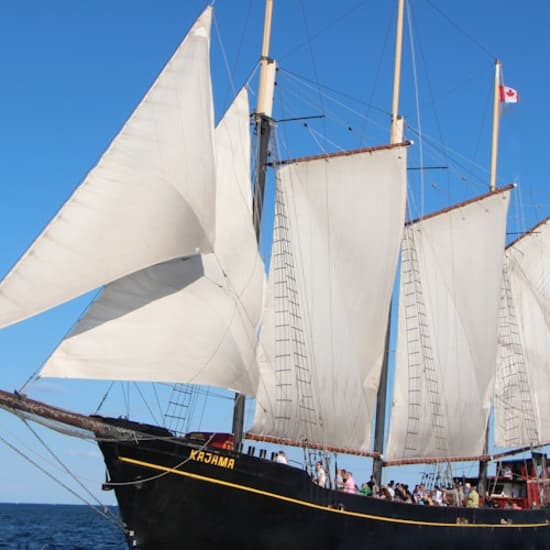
[
  {"left": 372, "top": 308, "right": 390, "bottom": 486},
  {"left": 232, "top": 0, "right": 276, "bottom": 450},
  {"left": 478, "top": 421, "right": 490, "bottom": 498},
  {"left": 245, "top": 433, "right": 381, "bottom": 459},
  {"left": 483, "top": 60, "right": 510, "bottom": 491},
  {"left": 506, "top": 215, "right": 550, "bottom": 249},
  {"left": 252, "top": 0, "right": 276, "bottom": 237},
  {"left": 390, "top": 0, "right": 405, "bottom": 144},
  {"left": 247, "top": 430, "right": 549, "bottom": 465},
  {"left": 256, "top": 0, "right": 275, "bottom": 121},
  {"left": 406, "top": 183, "right": 514, "bottom": 226},
  {"left": 268, "top": 141, "right": 410, "bottom": 167},
  {"left": 373, "top": 0, "right": 406, "bottom": 487},
  {"left": 0, "top": 389, "right": 136, "bottom": 440},
  {"left": 489, "top": 59, "right": 501, "bottom": 191},
  {"left": 384, "top": 442, "right": 550, "bottom": 467}
]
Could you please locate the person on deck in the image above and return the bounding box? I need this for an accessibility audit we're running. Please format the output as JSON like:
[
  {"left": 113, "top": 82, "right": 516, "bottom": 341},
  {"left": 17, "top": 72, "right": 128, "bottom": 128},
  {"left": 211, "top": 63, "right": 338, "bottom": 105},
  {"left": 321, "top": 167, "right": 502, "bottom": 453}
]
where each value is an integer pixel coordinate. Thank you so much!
[
  {"left": 433, "top": 485, "right": 443, "bottom": 506},
  {"left": 336, "top": 469, "right": 346, "bottom": 490},
  {"left": 387, "top": 480, "right": 396, "bottom": 500},
  {"left": 359, "top": 482, "right": 372, "bottom": 496},
  {"left": 368, "top": 475, "right": 379, "bottom": 496},
  {"left": 275, "top": 451, "right": 288, "bottom": 464},
  {"left": 314, "top": 461, "right": 326, "bottom": 488},
  {"left": 462, "top": 483, "right": 471, "bottom": 505},
  {"left": 344, "top": 471, "right": 357, "bottom": 494},
  {"left": 466, "top": 485, "right": 480, "bottom": 508}
]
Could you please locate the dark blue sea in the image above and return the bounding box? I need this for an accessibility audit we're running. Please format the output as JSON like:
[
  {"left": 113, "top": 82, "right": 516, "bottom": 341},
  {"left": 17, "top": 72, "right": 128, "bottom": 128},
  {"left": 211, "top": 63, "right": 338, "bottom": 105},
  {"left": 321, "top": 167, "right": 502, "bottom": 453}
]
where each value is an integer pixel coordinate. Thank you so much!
[{"left": 0, "top": 503, "right": 127, "bottom": 549}]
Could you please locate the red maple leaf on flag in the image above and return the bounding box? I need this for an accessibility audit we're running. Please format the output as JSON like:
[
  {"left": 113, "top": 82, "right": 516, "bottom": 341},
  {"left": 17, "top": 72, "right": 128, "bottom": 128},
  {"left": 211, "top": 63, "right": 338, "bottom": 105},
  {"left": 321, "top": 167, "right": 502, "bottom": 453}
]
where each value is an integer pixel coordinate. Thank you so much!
[{"left": 499, "top": 85, "right": 519, "bottom": 103}]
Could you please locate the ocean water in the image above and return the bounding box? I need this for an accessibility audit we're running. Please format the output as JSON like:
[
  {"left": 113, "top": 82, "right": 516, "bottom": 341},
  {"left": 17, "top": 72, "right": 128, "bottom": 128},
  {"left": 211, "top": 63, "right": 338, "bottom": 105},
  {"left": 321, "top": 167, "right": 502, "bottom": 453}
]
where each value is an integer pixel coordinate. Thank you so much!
[{"left": 0, "top": 503, "right": 127, "bottom": 549}]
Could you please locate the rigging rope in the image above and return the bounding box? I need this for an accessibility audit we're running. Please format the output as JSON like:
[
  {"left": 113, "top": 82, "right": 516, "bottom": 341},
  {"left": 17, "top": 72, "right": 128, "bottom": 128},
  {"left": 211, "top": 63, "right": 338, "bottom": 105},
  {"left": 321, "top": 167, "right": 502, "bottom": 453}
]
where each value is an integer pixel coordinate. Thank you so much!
[
  {"left": 279, "top": 1, "right": 369, "bottom": 61},
  {"left": 405, "top": 125, "right": 490, "bottom": 193},
  {"left": 405, "top": 2, "right": 426, "bottom": 218},
  {"left": 0, "top": 432, "right": 125, "bottom": 533},
  {"left": 212, "top": 0, "right": 260, "bottom": 112},
  {"left": 132, "top": 381, "right": 161, "bottom": 426},
  {"left": 101, "top": 432, "right": 218, "bottom": 487},
  {"left": 296, "top": 0, "right": 327, "bottom": 145},
  {"left": 213, "top": 9, "right": 237, "bottom": 102},
  {"left": 424, "top": 0, "right": 495, "bottom": 61},
  {"left": 21, "top": 418, "right": 112, "bottom": 510},
  {"left": 94, "top": 382, "right": 115, "bottom": 415},
  {"left": 280, "top": 68, "right": 389, "bottom": 117},
  {"left": 152, "top": 383, "right": 165, "bottom": 427}
]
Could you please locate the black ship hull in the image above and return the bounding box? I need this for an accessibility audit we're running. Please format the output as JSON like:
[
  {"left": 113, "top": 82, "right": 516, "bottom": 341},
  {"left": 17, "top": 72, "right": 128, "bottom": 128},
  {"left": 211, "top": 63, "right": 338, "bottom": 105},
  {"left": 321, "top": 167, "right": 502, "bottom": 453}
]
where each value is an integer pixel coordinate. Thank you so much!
[{"left": 97, "top": 418, "right": 550, "bottom": 550}]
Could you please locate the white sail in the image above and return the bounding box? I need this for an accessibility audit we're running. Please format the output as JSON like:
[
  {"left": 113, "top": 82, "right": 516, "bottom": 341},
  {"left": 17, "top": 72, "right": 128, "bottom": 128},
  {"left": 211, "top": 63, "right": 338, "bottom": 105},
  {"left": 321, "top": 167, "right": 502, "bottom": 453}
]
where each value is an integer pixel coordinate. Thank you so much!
[
  {"left": 251, "top": 144, "right": 408, "bottom": 451},
  {"left": 40, "top": 88, "right": 264, "bottom": 396},
  {"left": 211, "top": 88, "right": 264, "bottom": 326},
  {"left": 386, "top": 189, "right": 511, "bottom": 461},
  {"left": 0, "top": 8, "right": 216, "bottom": 329},
  {"left": 495, "top": 217, "right": 550, "bottom": 447}
]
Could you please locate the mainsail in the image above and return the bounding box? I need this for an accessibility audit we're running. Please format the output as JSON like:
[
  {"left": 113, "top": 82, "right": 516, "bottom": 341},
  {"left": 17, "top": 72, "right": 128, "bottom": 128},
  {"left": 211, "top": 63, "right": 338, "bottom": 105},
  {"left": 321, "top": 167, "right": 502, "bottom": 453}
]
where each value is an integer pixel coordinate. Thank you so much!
[
  {"left": 251, "top": 144, "right": 408, "bottom": 452},
  {"left": 386, "top": 188, "right": 512, "bottom": 461},
  {"left": 495, "top": 217, "right": 550, "bottom": 448},
  {"left": 0, "top": 9, "right": 216, "bottom": 330},
  {"left": 38, "top": 87, "right": 264, "bottom": 395}
]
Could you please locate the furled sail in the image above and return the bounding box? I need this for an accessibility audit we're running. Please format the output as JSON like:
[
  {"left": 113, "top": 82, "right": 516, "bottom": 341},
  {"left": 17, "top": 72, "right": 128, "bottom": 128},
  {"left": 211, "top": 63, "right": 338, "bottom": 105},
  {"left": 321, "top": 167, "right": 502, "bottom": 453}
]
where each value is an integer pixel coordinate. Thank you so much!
[
  {"left": 495, "top": 217, "right": 550, "bottom": 448},
  {"left": 386, "top": 188, "right": 511, "bottom": 461},
  {"left": 251, "top": 144, "right": 408, "bottom": 451},
  {"left": 39, "top": 88, "right": 264, "bottom": 395},
  {"left": 0, "top": 8, "right": 215, "bottom": 329}
]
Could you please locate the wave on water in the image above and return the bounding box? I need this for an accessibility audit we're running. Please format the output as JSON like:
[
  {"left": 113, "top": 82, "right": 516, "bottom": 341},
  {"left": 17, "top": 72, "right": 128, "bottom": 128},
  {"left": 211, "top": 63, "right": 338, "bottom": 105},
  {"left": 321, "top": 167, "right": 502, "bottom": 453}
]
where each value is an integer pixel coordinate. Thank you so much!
[{"left": 0, "top": 503, "right": 126, "bottom": 549}]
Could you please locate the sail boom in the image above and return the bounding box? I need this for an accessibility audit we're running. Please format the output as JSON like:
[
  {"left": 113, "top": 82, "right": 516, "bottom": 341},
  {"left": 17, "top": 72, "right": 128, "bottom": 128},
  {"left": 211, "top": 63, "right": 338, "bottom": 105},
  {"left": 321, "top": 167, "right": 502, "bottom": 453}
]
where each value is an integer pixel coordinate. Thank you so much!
[
  {"left": 268, "top": 141, "right": 410, "bottom": 167},
  {"left": 0, "top": 389, "right": 135, "bottom": 440},
  {"left": 384, "top": 443, "right": 550, "bottom": 467},
  {"left": 406, "top": 183, "right": 514, "bottom": 226},
  {"left": 506, "top": 215, "right": 550, "bottom": 249},
  {"left": 246, "top": 433, "right": 380, "bottom": 458}
]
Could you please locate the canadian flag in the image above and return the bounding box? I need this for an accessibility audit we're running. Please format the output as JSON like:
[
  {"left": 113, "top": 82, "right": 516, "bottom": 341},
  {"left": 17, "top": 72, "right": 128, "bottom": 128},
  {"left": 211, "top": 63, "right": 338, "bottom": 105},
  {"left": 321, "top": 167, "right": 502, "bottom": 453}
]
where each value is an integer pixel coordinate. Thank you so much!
[{"left": 499, "top": 85, "right": 519, "bottom": 103}]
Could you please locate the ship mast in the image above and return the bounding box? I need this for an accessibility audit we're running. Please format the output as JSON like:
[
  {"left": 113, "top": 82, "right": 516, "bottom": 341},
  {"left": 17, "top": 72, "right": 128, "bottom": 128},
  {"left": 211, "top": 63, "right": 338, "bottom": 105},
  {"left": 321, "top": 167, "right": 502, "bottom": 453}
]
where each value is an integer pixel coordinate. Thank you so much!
[
  {"left": 489, "top": 59, "right": 501, "bottom": 192},
  {"left": 390, "top": 0, "right": 405, "bottom": 145},
  {"left": 372, "top": 0, "right": 405, "bottom": 486},
  {"left": 232, "top": 0, "right": 277, "bottom": 450},
  {"left": 479, "top": 58, "right": 503, "bottom": 496}
]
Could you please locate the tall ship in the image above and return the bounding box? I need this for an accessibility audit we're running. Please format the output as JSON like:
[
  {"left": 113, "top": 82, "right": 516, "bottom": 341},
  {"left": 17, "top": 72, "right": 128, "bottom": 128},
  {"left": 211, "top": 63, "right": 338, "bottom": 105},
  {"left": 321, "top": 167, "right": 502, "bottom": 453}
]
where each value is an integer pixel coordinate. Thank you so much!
[{"left": 0, "top": 1, "right": 549, "bottom": 549}]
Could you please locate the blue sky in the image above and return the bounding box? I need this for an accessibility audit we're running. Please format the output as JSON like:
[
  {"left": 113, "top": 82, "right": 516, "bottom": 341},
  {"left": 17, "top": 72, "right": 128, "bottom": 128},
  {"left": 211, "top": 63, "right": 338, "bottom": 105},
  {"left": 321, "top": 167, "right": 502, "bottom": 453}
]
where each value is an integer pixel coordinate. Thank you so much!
[{"left": 0, "top": 0, "right": 548, "bottom": 505}]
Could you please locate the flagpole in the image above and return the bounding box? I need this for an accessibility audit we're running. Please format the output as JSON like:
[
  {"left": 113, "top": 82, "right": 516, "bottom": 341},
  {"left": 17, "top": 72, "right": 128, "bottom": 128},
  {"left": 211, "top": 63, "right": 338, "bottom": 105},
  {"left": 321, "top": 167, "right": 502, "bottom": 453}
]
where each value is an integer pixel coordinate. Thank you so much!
[
  {"left": 489, "top": 59, "right": 501, "bottom": 192},
  {"left": 390, "top": 0, "right": 405, "bottom": 144},
  {"left": 484, "top": 58, "right": 501, "bottom": 495}
]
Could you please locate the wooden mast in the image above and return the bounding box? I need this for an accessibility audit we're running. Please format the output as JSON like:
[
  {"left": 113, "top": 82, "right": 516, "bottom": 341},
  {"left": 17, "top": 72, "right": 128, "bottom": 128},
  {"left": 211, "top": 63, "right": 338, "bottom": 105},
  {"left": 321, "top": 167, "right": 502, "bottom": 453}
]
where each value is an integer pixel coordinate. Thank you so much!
[
  {"left": 480, "top": 58, "right": 502, "bottom": 496},
  {"left": 232, "top": 0, "right": 277, "bottom": 451},
  {"left": 372, "top": 0, "right": 405, "bottom": 487},
  {"left": 390, "top": 0, "right": 405, "bottom": 144},
  {"left": 489, "top": 59, "right": 501, "bottom": 191}
]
